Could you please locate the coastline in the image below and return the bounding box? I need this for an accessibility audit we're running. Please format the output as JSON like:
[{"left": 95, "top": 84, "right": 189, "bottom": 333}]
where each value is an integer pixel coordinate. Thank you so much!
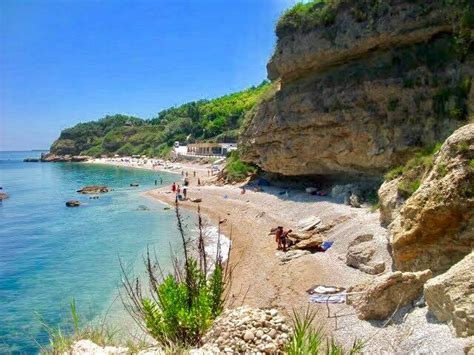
[{"left": 87, "top": 157, "right": 470, "bottom": 353}]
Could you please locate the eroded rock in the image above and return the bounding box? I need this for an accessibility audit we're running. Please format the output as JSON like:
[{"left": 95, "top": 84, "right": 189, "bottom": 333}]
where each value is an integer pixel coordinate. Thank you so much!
[
  {"left": 378, "top": 177, "right": 404, "bottom": 226},
  {"left": 77, "top": 186, "right": 110, "bottom": 194},
  {"left": 424, "top": 252, "right": 474, "bottom": 338},
  {"left": 347, "top": 270, "right": 432, "bottom": 320},
  {"left": 391, "top": 124, "right": 474, "bottom": 273},
  {"left": 346, "top": 234, "right": 385, "bottom": 275}
]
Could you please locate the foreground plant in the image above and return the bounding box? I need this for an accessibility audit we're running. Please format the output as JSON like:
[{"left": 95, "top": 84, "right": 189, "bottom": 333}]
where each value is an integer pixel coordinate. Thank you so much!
[
  {"left": 39, "top": 299, "right": 117, "bottom": 354},
  {"left": 286, "top": 307, "right": 363, "bottom": 355},
  {"left": 121, "top": 203, "right": 231, "bottom": 349}
]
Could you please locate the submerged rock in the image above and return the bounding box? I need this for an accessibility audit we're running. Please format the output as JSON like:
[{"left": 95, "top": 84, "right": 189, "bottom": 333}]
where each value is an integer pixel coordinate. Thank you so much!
[
  {"left": 0, "top": 192, "right": 8, "bottom": 200},
  {"left": 391, "top": 124, "right": 474, "bottom": 273},
  {"left": 77, "top": 186, "right": 110, "bottom": 194},
  {"left": 347, "top": 270, "right": 432, "bottom": 320},
  {"left": 66, "top": 200, "right": 81, "bottom": 207},
  {"left": 424, "top": 252, "right": 474, "bottom": 338}
]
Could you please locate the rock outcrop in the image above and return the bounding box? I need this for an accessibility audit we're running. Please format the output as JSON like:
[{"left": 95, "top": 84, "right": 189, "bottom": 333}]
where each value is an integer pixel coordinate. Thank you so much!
[
  {"left": 391, "top": 124, "right": 474, "bottom": 273},
  {"left": 346, "top": 234, "right": 385, "bottom": 275},
  {"left": 424, "top": 252, "right": 474, "bottom": 338},
  {"left": 378, "top": 177, "right": 405, "bottom": 226},
  {"left": 347, "top": 270, "right": 432, "bottom": 320},
  {"left": 70, "top": 340, "right": 128, "bottom": 355},
  {"left": 240, "top": 1, "right": 472, "bottom": 178},
  {"left": 41, "top": 153, "right": 89, "bottom": 162},
  {"left": 77, "top": 186, "right": 110, "bottom": 194}
]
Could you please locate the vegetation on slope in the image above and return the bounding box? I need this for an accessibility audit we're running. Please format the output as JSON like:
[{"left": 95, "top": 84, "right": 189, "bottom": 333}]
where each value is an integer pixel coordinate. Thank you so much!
[{"left": 50, "top": 81, "right": 270, "bottom": 157}]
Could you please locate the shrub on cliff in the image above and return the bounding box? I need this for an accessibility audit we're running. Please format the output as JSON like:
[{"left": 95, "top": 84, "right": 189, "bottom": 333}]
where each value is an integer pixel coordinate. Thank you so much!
[
  {"left": 121, "top": 205, "right": 231, "bottom": 349},
  {"left": 224, "top": 151, "right": 257, "bottom": 182}
]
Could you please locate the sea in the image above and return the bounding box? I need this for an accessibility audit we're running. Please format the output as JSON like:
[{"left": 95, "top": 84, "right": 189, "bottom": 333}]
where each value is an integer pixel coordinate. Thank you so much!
[{"left": 0, "top": 151, "right": 200, "bottom": 353}]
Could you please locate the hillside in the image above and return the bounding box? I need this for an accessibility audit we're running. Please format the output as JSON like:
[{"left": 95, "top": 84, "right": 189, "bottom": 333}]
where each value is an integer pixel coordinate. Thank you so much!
[{"left": 50, "top": 81, "right": 270, "bottom": 157}]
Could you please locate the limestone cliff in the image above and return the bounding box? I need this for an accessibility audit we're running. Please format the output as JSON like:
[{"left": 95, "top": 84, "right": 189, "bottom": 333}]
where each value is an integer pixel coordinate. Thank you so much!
[
  {"left": 240, "top": 0, "right": 473, "bottom": 178},
  {"left": 390, "top": 123, "right": 474, "bottom": 274}
]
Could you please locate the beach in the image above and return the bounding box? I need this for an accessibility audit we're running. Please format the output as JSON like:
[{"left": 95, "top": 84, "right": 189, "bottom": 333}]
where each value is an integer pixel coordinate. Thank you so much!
[{"left": 89, "top": 157, "right": 470, "bottom": 353}]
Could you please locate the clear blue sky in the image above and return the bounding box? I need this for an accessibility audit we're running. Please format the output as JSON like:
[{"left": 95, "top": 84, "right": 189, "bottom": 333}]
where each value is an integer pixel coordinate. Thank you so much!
[{"left": 0, "top": 0, "right": 297, "bottom": 151}]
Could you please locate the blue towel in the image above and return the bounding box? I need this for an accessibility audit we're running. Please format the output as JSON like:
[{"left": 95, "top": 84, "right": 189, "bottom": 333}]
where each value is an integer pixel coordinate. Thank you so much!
[{"left": 322, "top": 241, "right": 334, "bottom": 250}]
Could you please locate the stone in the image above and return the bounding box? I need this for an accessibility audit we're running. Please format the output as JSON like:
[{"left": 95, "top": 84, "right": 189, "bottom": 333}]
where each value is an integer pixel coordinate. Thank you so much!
[
  {"left": 77, "top": 185, "right": 110, "bottom": 194},
  {"left": 378, "top": 177, "right": 404, "bottom": 226},
  {"left": 347, "top": 270, "right": 432, "bottom": 320},
  {"left": 293, "top": 235, "right": 323, "bottom": 250},
  {"left": 243, "top": 330, "right": 255, "bottom": 341},
  {"left": 349, "top": 194, "right": 362, "bottom": 208},
  {"left": 296, "top": 216, "right": 321, "bottom": 232},
  {"left": 66, "top": 200, "right": 81, "bottom": 207},
  {"left": 424, "top": 252, "right": 474, "bottom": 338},
  {"left": 70, "top": 340, "right": 128, "bottom": 355},
  {"left": 255, "top": 330, "right": 264, "bottom": 339},
  {"left": 346, "top": 234, "right": 385, "bottom": 275},
  {"left": 391, "top": 124, "right": 474, "bottom": 273}
]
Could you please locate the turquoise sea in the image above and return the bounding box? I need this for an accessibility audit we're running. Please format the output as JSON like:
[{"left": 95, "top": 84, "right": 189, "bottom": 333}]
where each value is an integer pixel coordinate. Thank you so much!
[{"left": 0, "top": 151, "right": 189, "bottom": 353}]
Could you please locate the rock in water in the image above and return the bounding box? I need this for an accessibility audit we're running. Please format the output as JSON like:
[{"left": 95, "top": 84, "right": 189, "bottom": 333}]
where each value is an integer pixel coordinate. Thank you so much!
[
  {"left": 77, "top": 185, "right": 110, "bottom": 194},
  {"left": 0, "top": 192, "right": 8, "bottom": 200},
  {"left": 66, "top": 200, "right": 81, "bottom": 207},
  {"left": 391, "top": 124, "right": 474, "bottom": 273},
  {"left": 240, "top": 1, "right": 471, "bottom": 178},
  {"left": 347, "top": 270, "right": 432, "bottom": 320},
  {"left": 424, "top": 252, "right": 474, "bottom": 338}
]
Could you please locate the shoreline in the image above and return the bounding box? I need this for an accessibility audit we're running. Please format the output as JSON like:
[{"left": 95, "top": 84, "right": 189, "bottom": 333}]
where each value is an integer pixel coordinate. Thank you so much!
[{"left": 88, "top": 157, "right": 469, "bottom": 353}]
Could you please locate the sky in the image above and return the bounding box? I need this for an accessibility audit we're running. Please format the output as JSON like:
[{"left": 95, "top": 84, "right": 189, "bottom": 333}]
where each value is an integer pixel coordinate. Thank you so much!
[{"left": 0, "top": 0, "right": 298, "bottom": 151}]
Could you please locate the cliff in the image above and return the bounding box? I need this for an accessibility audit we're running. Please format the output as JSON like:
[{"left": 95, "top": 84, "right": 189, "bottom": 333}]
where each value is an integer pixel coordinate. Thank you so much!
[{"left": 240, "top": 0, "right": 473, "bottom": 178}]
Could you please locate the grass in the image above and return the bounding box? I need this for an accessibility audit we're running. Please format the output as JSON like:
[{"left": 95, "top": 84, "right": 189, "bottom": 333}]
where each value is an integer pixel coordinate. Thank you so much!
[
  {"left": 384, "top": 143, "right": 443, "bottom": 198},
  {"left": 469, "top": 159, "right": 474, "bottom": 168},
  {"left": 39, "top": 299, "right": 117, "bottom": 354},
  {"left": 286, "top": 307, "right": 363, "bottom": 355},
  {"left": 224, "top": 151, "right": 257, "bottom": 182}
]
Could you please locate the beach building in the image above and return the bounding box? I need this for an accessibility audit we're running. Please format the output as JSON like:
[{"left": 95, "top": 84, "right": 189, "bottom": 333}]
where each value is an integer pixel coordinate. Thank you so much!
[{"left": 187, "top": 143, "right": 237, "bottom": 157}]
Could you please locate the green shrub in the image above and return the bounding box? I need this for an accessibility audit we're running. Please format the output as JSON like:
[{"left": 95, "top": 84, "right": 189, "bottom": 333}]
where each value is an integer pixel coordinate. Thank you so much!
[
  {"left": 121, "top": 205, "right": 230, "bottom": 349},
  {"left": 40, "top": 299, "right": 117, "bottom": 354},
  {"left": 286, "top": 307, "right": 363, "bottom": 355},
  {"left": 387, "top": 98, "right": 399, "bottom": 112},
  {"left": 225, "top": 151, "right": 257, "bottom": 182},
  {"left": 385, "top": 166, "right": 404, "bottom": 181},
  {"left": 469, "top": 159, "right": 474, "bottom": 168}
]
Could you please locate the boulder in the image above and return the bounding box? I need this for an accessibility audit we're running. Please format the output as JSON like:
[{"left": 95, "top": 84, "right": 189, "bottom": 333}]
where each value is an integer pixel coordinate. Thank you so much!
[
  {"left": 349, "top": 194, "right": 361, "bottom": 208},
  {"left": 23, "top": 158, "right": 40, "bottom": 162},
  {"left": 294, "top": 234, "right": 323, "bottom": 250},
  {"left": 346, "top": 234, "right": 385, "bottom": 275},
  {"left": 347, "top": 270, "right": 432, "bottom": 320},
  {"left": 391, "top": 124, "right": 474, "bottom": 273},
  {"left": 424, "top": 252, "right": 474, "bottom": 338},
  {"left": 296, "top": 216, "right": 321, "bottom": 232},
  {"left": 0, "top": 192, "right": 8, "bottom": 200},
  {"left": 66, "top": 200, "right": 81, "bottom": 207},
  {"left": 77, "top": 186, "right": 110, "bottom": 194},
  {"left": 378, "top": 177, "right": 404, "bottom": 226}
]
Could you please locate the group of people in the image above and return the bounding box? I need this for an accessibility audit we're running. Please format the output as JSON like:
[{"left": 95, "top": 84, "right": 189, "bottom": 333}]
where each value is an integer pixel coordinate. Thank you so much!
[{"left": 274, "top": 226, "right": 292, "bottom": 252}]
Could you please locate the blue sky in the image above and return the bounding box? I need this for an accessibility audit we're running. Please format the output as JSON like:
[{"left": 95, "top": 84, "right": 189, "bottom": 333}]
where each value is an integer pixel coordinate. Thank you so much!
[{"left": 0, "top": 0, "right": 297, "bottom": 151}]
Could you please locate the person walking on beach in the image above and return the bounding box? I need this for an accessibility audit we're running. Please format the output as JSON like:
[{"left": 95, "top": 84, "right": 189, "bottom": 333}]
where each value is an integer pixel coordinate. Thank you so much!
[
  {"left": 160, "top": 177, "right": 163, "bottom": 185},
  {"left": 183, "top": 187, "right": 187, "bottom": 200},
  {"left": 177, "top": 185, "right": 181, "bottom": 194},
  {"left": 171, "top": 182, "right": 176, "bottom": 192},
  {"left": 197, "top": 178, "right": 201, "bottom": 186}
]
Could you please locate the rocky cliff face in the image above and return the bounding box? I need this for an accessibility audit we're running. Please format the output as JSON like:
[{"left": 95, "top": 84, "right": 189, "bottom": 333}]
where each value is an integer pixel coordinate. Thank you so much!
[
  {"left": 390, "top": 123, "right": 474, "bottom": 274},
  {"left": 240, "top": 0, "right": 473, "bottom": 178}
]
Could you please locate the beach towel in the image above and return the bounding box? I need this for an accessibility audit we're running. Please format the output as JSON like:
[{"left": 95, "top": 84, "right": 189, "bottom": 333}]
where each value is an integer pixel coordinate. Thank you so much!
[
  {"left": 322, "top": 241, "right": 334, "bottom": 250},
  {"left": 309, "top": 293, "right": 346, "bottom": 304}
]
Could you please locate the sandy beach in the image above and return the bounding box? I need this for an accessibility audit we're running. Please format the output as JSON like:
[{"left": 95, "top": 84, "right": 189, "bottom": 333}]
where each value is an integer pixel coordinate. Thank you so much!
[{"left": 87, "top": 157, "right": 470, "bottom": 353}]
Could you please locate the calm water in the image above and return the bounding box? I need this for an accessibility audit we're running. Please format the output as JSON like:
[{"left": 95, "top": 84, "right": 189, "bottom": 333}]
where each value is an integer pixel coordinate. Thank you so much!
[{"left": 0, "top": 151, "right": 190, "bottom": 353}]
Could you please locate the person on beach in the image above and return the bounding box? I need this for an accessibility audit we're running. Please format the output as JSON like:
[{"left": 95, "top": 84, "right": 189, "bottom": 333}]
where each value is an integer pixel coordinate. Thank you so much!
[
  {"left": 184, "top": 178, "right": 189, "bottom": 187},
  {"left": 183, "top": 187, "right": 187, "bottom": 199},
  {"left": 186, "top": 171, "right": 189, "bottom": 177},
  {"left": 160, "top": 177, "right": 163, "bottom": 185},
  {"left": 177, "top": 185, "right": 181, "bottom": 194},
  {"left": 154, "top": 179, "right": 157, "bottom": 186},
  {"left": 280, "top": 229, "right": 292, "bottom": 252},
  {"left": 181, "top": 170, "right": 184, "bottom": 176},
  {"left": 171, "top": 182, "right": 176, "bottom": 192},
  {"left": 193, "top": 171, "right": 196, "bottom": 177},
  {"left": 275, "top": 226, "right": 283, "bottom": 250}
]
